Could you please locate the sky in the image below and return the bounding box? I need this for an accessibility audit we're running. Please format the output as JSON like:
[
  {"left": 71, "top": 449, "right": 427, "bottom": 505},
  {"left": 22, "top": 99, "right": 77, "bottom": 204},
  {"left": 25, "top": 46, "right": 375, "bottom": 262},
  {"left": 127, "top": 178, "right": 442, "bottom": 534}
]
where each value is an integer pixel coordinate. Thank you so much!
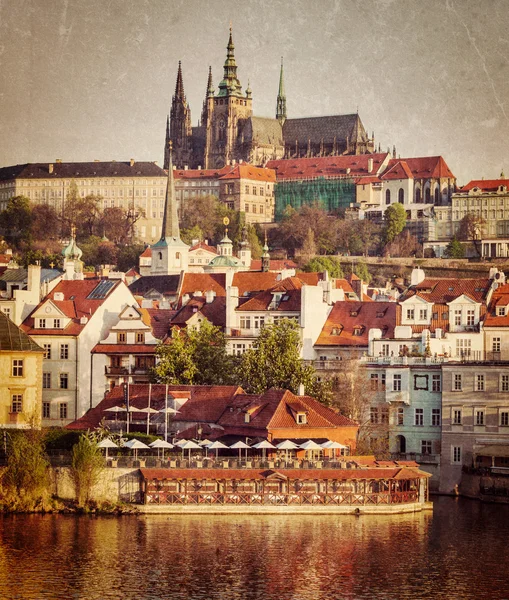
[{"left": 0, "top": 0, "right": 508, "bottom": 185}]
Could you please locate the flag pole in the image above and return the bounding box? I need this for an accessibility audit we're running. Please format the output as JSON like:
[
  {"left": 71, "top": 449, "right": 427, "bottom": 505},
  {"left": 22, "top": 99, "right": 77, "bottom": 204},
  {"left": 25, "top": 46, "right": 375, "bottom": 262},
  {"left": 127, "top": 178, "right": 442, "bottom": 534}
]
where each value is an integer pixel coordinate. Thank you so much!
[{"left": 147, "top": 383, "right": 152, "bottom": 435}]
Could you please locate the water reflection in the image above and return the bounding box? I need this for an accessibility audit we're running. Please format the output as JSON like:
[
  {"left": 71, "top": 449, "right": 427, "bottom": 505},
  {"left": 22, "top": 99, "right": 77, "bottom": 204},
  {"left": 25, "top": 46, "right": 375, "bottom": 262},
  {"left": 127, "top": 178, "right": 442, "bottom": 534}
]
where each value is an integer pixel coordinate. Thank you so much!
[{"left": 0, "top": 498, "right": 508, "bottom": 599}]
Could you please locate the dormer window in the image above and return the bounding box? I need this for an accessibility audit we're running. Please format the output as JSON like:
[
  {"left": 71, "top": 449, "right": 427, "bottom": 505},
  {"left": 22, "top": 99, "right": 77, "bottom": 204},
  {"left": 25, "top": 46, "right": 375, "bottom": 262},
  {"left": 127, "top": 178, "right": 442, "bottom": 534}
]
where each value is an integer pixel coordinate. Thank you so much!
[
  {"left": 53, "top": 318, "right": 61, "bottom": 329},
  {"left": 117, "top": 332, "right": 126, "bottom": 343},
  {"left": 136, "top": 332, "right": 145, "bottom": 344},
  {"left": 39, "top": 318, "right": 46, "bottom": 329},
  {"left": 350, "top": 310, "right": 358, "bottom": 317},
  {"left": 244, "top": 413, "right": 250, "bottom": 423},
  {"left": 352, "top": 326, "right": 364, "bottom": 336},
  {"left": 406, "top": 309, "right": 414, "bottom": 320},
  {"left": 331, "top": 326, "right": 342, "bottom": 336},
  {"left": 296, "top": 413, "right": 307, "bottom": 424},
  {"left": 497, "top": 306, "right": 506, "bottom": 316},
  {"left": 419, "top": 309, "right": 428, "bottom": 320}
]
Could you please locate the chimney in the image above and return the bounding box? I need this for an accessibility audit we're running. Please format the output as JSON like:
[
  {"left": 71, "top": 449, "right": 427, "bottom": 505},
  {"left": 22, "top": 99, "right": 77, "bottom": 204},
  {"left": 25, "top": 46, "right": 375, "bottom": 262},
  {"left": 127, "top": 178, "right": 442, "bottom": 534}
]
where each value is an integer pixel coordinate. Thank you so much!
[
  {"left": 130, "top": 158, "right": 135, "bottom": 167},
  {"left": 56, "top": 159, "right": 62, "bottom": 163},
  {"left": 198, "top": 165, "right": 202, "bottom": 170},
  {"left": 49, "top": 164, "right": 54, "bottom": 174},
  {"left": 368, "top": 158, "right": 373, "bottom": 173},
  {"left": 346, "top": 167, "right": 351, "bottom": 174},
  {"left": 27, "top": 264, "right": 41, "bottom": 295},
  {"left": 184, "top": 165, "right": 188, "bottom": 170},
  {"left": 205, "top": 290, "right": 216, "bottom": 304},
  {"left": 298, "top": 383, "right": 305, "bottom": 396}
]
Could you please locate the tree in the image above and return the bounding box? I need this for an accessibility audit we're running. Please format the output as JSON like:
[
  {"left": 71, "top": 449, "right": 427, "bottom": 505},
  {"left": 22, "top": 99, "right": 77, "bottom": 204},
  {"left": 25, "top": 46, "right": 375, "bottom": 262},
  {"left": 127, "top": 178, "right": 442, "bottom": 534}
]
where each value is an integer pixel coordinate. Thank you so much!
[
  {"left": 237, "top": 319, "right": 331, "bottom": 403},
  {"left": 116, "top": 243, "right": 145, "bottom": 272},
  {"left": 444, "top": 237, "right": 465, "bottom": 259},
  {"left": 303, "top": 255, "right": 343, "bottom": 278},
  {"left": 152, "top": 329, "right": 197, "bottom": 384},
  {"left": 181, "top": 195, "right": 222, "bottom": 241},
  {"left": 336, "top": 219, "right": 382, "bottom": 256},
  {"left": 0, "top": 196, "right": 33, "bottom": 248},
  {"left": 383, "top": 203, "right": 407, "bottom": 244},
  {"left": 458, "top": 213, "right": 486, "bottom": 257},
  {"left": 300, "top": 228, "right": 317, "bottom": 264},
  {"left": 69, "top": 432, "right": 105, "bottom": 508},
  {"left": 353, "top": 260, "right": 372, "bottom": 284},
  {"left": 384, "top": 230, "right": 421, "bottom": 257},
  {"left": 31, "top": 204, "right": 61, "bottom": 241},
  {"left": 277, "top": 203, "right": 339, "bottom": 256}
]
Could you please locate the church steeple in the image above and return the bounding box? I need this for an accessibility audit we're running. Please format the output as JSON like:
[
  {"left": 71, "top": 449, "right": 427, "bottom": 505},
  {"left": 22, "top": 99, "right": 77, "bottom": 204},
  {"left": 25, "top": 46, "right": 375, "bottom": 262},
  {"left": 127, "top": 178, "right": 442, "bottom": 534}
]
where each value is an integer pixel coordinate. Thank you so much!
[
  {"left": 168, "top": 61, "right": 193, "bottom": 169},
  {"left": 201, "top": 66, "right": 214, "bottom": 127},
  {"left": 175, "top": 61, "right": 185, "bottom": 99},
  {"left": 218, "top": 26, "right": 242, "bottom": 97},
  {"left": 276, "top": 57, "right": 287, "bottom": 125}
]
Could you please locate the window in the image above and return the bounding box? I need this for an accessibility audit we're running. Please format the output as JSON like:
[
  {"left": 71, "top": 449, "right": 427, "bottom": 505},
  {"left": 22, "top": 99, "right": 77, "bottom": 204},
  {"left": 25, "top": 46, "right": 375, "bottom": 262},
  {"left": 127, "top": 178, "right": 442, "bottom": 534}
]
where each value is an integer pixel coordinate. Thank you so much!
[
  {"left": 59, "top": 373, "right": 69, "bottom": 389},
  {"left": 497, "top": 306, "right": 506, "bottom": 316},
  {"left": 475, "top": 410, "right": 485, "bottom": 426},
  {"left": 398, "top": 188, "right": 404, "bottom": 203},
  {"left": 393, "top": 374, "right": 402, "bottom": 392},
  {"left": 59, "top": 403, "right": 68, "bottom": 419},
  {"left": 397, "top": 407, "right": 404, "bottom": 425},
  {"left": 39, "top": 318, "right": 46, "bottom": 329},
  {"left": 42, "top": 402, "right": 50, "bottom": 419},
  {"left": 456, "top": 338, "right": 471, "bottom": 358},
  {"left": 432, "top": 374, "right": 441, "bottom": 392},
  {"left": 381, "top": 344, "right": 390, "bottom": 357},
  {"left": 12, "top": 359, "right": 24, "bottom": 377},
  {"left": 240, "top": 316, "right": 251, "bottom": 329},
  {"left": 476, "top": 374, "right": 485, "bottom": 392},
  {"left": 53, "top": 318, "right": 61, "bottom": 329},
  {"left": 466, "top": 310, "right": 475, "bottom": 326},
  {"left": 419, "top": 309, "right": 428, "bottom": 320},
  {"left": 421, "top": 440, "right": 432, "bottom": 455},
  {"left": 432, "top": 409, "right": 441, "bottom": 426},
  {"left": 453, "top": 374, "right": 462, "bottom": 391},
  {"left": 370, "top": 373, "right": 381, "bottom": 391},
  {"left": 117, "top": 332, "right": 126, "bottom": 344},
  {"left": 415, "top": 408, "right": 424, "bottom": 426},
  {"left": 381, "top": 407, "right": 389, "bottom": 424},
  {"left": 370, "top": 407, "right": 379, "bottom": 424},
  {"left": 501, "top": 412, "right": 509, "bottom": 427},
  {"left": 60, "top": 344, "right": 69, "bottom": 360},
  {"left": 452, "top": 446, "right": 462, "bottom": 464},
  {"left": 253, "top": 316, "right": 265, "bottom": 329},
  {"left": 454, "top": 309, "right": 462, "bottom": 326},
  {"left": 453, "top": 409, "right": 462, "bottom": 425},
  {"left": 245, "top": 185, "right": 249, "bottom": 194},
  {"left": 136, "top": 332, "right": 145, "bottom": 344},
  {"left": 385, "top": 189, "right": 391, "bottom": 204},
  {"left": 43, "top": 344, "right": 52, "bottom": 360},
  {"left": 406, "top": 309, "right": 414, "bottom": 320},
  {"left": 493, "top": 337, "right": 501, "bottom": 353},
  {"left": 43, "top": 372, "right": 51, "bottom": 389},
  {"left": 296, "top": 413, "right": 307, "bottom": 424},
  {"left": 11, "top": 394, "right": 23, "bottom": 413},
  {"left": 501, "top": 375, "right": 509, "bottom": 392}
]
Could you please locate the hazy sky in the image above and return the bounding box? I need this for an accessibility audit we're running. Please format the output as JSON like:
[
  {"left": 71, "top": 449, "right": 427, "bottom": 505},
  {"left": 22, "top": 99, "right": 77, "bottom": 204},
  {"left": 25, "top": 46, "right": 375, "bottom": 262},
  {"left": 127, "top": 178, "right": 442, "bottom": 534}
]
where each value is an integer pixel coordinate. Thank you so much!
[{"left": 1, "top": 0, "right": 508, "bottom": 185}]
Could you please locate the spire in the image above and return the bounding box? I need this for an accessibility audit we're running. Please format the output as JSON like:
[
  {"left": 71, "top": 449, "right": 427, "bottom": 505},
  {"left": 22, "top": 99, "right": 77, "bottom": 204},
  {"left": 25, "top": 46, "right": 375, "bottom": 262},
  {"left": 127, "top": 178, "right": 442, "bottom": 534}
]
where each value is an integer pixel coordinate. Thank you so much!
[
  {"left": 276, "top": 57, "right": 287, "bottom": 125},
  {"left": 262, "top": 230, "right": 270, "bottom": 272},
  {"left": 207, "top": 65, "right": 214, "bottom": 97},
  {"left": 159, "top": 143, "right": 181, "bottom": 242},
  {"left": 218, "top": 26, "right": 242, "bottom": 97},
  {"left": 175, "top": 60, "right": 185, "bottom": 100}
]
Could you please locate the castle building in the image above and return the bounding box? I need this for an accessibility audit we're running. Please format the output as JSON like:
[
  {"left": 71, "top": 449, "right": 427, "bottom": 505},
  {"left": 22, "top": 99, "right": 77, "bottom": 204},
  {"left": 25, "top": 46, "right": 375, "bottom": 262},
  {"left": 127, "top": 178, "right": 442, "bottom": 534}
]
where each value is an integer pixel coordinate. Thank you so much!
[{"left": 165, "top": 29, "right": 375, "bottom": 171}]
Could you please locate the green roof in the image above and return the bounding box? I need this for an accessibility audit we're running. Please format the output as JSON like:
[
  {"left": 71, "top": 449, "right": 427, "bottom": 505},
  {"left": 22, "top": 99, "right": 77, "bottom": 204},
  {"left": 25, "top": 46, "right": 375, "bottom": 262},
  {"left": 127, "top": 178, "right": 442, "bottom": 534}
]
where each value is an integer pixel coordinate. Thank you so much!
[{"left": 0, "top": 312, "right": 43, "bottom": 352}]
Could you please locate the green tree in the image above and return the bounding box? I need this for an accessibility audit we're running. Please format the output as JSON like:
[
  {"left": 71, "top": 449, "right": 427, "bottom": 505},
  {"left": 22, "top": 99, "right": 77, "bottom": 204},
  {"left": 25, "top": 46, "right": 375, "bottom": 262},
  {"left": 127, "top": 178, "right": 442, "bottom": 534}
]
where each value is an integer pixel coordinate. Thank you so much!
[
  {"left": 354, "top": 260, "right": 372, "bottom": 284},
  {"left": 31, "top": 204, "right": 61, "bottom": 241},
  {"left": 444, "top": 237, "right": 465, "bottom": 259},
  {"left": 0, "top": 196, "right": 33, "bottom": 248},
  {"left": 303, "top": 255, "right": 343, "bottom": 278},
  {"left": 181, "top": 224, "right": 205, "bottom": 246},
  {"left": 69, "top": 432, "right": 105, "bottom": 508},
  {"left": 116, "top": 243, "right": 145, "bottom": 272},
  {"left": 237, "top": 319, "right": 331, "bottom": 403},
  {"left": 152, "top": 328, "right": 198, "bottom": 384},
  {"left": 457, "top": 213, "right": 486, "bottom": 257},
  {"left": 383, "top": 203, "right": 407, "bottom": 244}
]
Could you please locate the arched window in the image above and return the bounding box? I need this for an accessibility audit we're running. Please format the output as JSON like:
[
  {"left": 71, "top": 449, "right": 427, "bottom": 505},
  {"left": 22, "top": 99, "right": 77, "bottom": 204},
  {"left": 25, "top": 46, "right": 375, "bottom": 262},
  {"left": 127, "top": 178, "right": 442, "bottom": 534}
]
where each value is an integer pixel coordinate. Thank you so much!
[
  {"left": 158, "top": 252, "right": 162, "bottom": 261},
  {"left": 398, "top": 188, "right": 404, "bottom": 204},
  {"left": 425, "top": 187, "right": 431, "bottom": 203},
  {"left": 415, "top": 188, "right": 421, "bottom": 203},
  {"left": 385, "top": 189, "right": 391, "bottom": 205},
  {"left": 434, "top": 187, "right": 439, "bottom": 204}
]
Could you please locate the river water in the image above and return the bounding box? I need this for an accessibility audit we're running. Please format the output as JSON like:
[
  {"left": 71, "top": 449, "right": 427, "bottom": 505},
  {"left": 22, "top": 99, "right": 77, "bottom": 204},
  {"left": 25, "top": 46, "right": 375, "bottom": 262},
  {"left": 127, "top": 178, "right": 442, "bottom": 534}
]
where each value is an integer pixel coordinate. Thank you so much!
[{"left": 0, "top": 497, "right": 508, "bottom": 600}]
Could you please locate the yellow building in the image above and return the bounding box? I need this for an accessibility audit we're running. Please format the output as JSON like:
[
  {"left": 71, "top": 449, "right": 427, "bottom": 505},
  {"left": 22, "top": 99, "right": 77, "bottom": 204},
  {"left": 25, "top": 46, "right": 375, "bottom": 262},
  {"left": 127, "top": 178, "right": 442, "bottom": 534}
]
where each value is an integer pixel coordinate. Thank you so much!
[{"left": 0, "top": 312, "right": 44, "bottom": 428}]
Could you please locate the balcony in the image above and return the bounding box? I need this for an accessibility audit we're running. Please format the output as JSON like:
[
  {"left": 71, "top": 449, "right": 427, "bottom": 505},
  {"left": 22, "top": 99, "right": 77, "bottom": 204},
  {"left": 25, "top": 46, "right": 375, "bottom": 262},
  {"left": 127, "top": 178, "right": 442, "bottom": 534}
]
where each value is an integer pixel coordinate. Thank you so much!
[
  {"left": 105, "top": 365, "right": 153, "bottom": 376},
  {"left": 392, "top": 452, "right": 440, "bottom": 465},
  {"left": 361, "top": 356, "right": 447, "bottom": 366}
]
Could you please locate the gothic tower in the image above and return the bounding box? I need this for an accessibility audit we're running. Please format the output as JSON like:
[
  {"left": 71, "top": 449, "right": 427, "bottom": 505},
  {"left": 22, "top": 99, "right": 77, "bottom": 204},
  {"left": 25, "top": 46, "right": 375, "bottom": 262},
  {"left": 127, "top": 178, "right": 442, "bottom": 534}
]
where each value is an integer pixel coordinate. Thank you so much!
[
  {"left": 151, "top": 144, "right": 189, "bottom": 275},
  {"left": 276, "top": 57, "right": 287, "bottom": 125},
  {"left": 165, "top": 61, "right": 193, "bottom": 169},
  {"left": 204, "top": 28, "right": 253, "bottom": 169}
]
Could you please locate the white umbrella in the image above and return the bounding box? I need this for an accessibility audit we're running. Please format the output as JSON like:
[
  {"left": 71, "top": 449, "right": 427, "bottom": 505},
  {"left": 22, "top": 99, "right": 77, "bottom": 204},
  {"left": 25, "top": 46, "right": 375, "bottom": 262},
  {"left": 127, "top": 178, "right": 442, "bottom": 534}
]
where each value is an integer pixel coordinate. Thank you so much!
[
  {"left": 253, "top": 440, "right": 276, "bottom": 461},
  {"left": 230, "top": 440, "right": 250, "bottom": 461},
  {"left": 104, "top": 406, "right": 126, "bottom": 412},
  {"left": 137, "top": 407, "right": 159, "bottom": 435},
  {"left": 300, "top": 439, "right": 323, "bottom": 461},
  {"left": 149, "top": 439, "right": 174, "bottom": 459},
  {"left": 207, "top": 440, "right": 229, "bottom": 460},
  {"left": 174, "top": 439, "right": 188, "bottom": 447},
  {"left": 199, "top": 439, "right": 212, "bottom": 446},
  {"left": 276, "top": 439, "right": 299, "bottom": 462},
  {"left": 97, "top": 438, "right": 117, "bottom": 459},
  {"left": 179, "top": 439, "right": 201, "bottom": 460},
  {"left": 123, "top": 438, "right": 150, "bottom": 460},
  {"left": 158, "top": 407, "right": 180, "bottom": 415}
]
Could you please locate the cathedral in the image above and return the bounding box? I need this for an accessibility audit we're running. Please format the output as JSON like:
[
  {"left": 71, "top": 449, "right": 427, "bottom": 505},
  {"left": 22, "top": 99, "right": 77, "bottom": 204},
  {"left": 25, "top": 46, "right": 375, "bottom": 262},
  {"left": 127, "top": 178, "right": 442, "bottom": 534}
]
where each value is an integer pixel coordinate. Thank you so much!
[{"left": 164, "top": 29, "right": 375, "bottom": 170}]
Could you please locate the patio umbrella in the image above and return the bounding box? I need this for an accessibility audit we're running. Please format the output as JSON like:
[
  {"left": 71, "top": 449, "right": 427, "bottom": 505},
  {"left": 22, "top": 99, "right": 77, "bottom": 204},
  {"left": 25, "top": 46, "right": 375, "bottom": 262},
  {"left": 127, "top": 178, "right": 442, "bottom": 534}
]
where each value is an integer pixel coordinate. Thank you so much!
[
  {"left": 97, "top": 438, "right": 117, "bottom": 459},
  {"left": 123, "top": 438, "right": 150, "bottom": 461},
  {"left": 276, "top": 439, "right": 299, "bottom": 462},
  {"left": 174, "top": 439, "right": 188, "bottom": 447},
  {"left": 253, "top": 440, "right": 276, "bottom": 461},
  {"left": 299, "top": 439, "right": 323, "bottom": 461},
  {"left": 230, "top": 440, "right": 251, "bottom": 461},
  {"left": 207, "top": 440, "right": 229, "bottom": 460},
  {"left": 149, "top": 439, "right": 174, "bottom": 460},
  {"left": 179, "top": 440, "right": 201, "bottom": 460},
  {"left": 321, "top": 440, "right": 348, "bottom": 459},
  {"left": 138, "top": 406, "right": 159, "bottom": 435},
  {"left": 199, "top": 439, "right": 212, "bottom": 446},
  {"left": 159, "top": 406, "right": 181, "bottom": 442}
]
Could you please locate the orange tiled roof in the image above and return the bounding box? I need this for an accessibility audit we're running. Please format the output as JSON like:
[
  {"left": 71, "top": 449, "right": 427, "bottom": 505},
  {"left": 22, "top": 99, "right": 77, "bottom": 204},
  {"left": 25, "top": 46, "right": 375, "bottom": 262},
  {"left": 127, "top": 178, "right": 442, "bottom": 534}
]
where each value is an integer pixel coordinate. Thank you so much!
[
  {"left": 236, "top": 277, "right": 305, "bottom": 312},
  {"left": 484, "top": 283, "right": 509, "bottom": 327},
  {"left": 380, "top": 160, "right": 414, "bottom": 180},
  {"left": 189, "top": 241, "right": 218, "bottom": 254},
  {"left": 460, "top": 179, "right": 509, "bottom": 193},
  {"left": 249, "top": 259, "right": 298, "bottom": 271},
  {"left": 140, "top": 247, "right": 152, "bottom": 258},
  {"left": 91, "top": 343, "right": 157, "bottom": 354},
  {"left": 179, "top": 273, "right": 226, "bottom": 304},
  {"left": 219, "top": 164, "right": 276, "bottom": 183},
  {"left": 396, "top": 156, "right": 455, "bottom": 180},
  {"left": 21, "top": 279, "right": 122, "bottom": 336},
  {"left": 400, "top": 277, "right": 491, "bottom": 304},
  {"left": 315, "top": 301, "right": 397, "bottom": 347},
  {"left": 171, "top": 296, "right": 226, "bottom": 329}
]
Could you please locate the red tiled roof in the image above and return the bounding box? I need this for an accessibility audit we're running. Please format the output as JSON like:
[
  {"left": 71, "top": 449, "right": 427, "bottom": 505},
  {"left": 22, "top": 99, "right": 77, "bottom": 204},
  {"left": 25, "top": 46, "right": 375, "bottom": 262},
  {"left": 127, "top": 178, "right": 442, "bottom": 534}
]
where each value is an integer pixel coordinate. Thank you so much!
[
  {"left": 315, "top": 301, "right": 397, "bottom": 347},
  {"left": 484, "top": 283, "right": 509, "bottom": 327},
  {"left": 266, "top": 153, "right": 389, "bottom": 181},
  {"left": 189, "top": 241, "right": 218, "bottom": 254},
  {"left": 21, "top": 279, "right": 122, "bottom": 336},
  {"left": 144, "top": 308, "right": 176, "bottom": 339},
  {"left": 91, "top": 343, "right": 156, "bottom": 354},
  {"left": 356, "top": 176, "right": 381, "bottom": 185},
  {"left": 397, "top": 156, "right": 455, "bottom": 180},
  {"left": 140, "top": 247, "right": 152, "bottom": 258},
  {"left": 334, "top": 279, "right": 356, "bottom": 295},
  {"left": 400, "top": 277, "right": 491, "bottom": 304},
  {"left": 171, "top": 296, "right": 226, "bottom": 329},
  {"left": 249, "top": 259, "right": 298, "bottom": 271},
  {"left": 380, "top": 160, "right": 414, "bottom": 181},
  {"left": 140, "top": 467, "right": 428, "bottom": 481},
  {"left": 460, "top": 179, "right": 509, "bottom": 193},
  {"left": 219, "top": 164, "right": 276, "bottom": 183},
  {"left": 179, "top": 273, "right": 226, "bottom": 304},
  {"left": 236, "top": 277, "right": 304, "bottom": 312},
  {"left": 174, "top": 166, "right": 232, "bottom": 180}
]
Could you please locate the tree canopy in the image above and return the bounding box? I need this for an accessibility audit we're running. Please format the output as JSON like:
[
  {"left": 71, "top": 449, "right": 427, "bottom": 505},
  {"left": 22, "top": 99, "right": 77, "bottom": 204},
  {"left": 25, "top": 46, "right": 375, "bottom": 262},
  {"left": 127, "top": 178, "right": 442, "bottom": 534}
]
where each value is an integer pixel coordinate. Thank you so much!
[
  {"left": 383, "top": 203, "right": 407, "bottom": 244},
  {"left": 302, "top": 255, "right": 343, "bottom": 278}
]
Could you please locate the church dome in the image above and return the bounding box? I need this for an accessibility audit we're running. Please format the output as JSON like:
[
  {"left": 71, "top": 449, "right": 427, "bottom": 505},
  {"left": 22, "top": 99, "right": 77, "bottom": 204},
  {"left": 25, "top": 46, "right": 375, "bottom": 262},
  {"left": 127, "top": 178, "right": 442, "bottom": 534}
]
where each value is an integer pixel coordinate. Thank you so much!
[{"left": 62, "top": 237, "right": 83, "bottom": 261}]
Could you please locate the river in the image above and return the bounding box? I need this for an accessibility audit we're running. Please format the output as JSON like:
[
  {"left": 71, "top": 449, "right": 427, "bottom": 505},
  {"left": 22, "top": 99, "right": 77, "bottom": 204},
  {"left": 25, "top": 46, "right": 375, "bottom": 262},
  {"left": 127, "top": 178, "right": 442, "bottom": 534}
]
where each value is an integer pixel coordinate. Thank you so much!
[{"left": 0, "top": 497, "right": 508, "bottom": 600}]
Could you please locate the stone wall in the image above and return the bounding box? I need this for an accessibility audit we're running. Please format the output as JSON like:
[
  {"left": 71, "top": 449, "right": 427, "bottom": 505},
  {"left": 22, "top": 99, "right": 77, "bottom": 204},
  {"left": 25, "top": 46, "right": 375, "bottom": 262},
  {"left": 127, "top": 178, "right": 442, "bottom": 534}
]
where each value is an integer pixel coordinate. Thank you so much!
[{"left": 460, "top": 471, "right": 509, "bottom": 503}]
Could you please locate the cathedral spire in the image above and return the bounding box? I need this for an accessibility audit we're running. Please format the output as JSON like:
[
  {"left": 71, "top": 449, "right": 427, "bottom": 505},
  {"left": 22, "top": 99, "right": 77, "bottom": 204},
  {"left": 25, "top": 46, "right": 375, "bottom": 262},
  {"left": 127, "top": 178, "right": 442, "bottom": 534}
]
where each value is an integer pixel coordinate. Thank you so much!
[
  {"left": 175, "top": 60, "right": 185, "bottom": 100},
  {"left": 276, "top": 57, "right": 287, "bottom": 125},
  {"left": 218, "top": 26, "right": 242, "bottom": 97},
  {"left": 207, "top": 65, "right": 214, "bottom": 97}
]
